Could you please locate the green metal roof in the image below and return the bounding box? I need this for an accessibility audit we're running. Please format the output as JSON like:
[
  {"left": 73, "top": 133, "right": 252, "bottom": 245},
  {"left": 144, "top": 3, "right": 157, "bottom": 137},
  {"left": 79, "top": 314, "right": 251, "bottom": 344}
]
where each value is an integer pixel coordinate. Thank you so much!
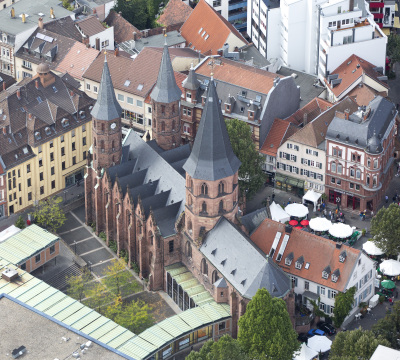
[{"left": 0, "top": 225, "right": 58, "bottom": 265}]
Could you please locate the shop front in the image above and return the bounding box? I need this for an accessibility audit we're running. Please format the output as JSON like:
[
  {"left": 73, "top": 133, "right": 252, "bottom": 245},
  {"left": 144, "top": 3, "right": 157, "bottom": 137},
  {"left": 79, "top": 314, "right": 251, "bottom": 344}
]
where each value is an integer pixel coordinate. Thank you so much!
[
  {"left": 275, "top": 174, "right": 305, "bottom": 196},
  {"left": 328, "top": 190, "right": 342, "bottom": 208},
  {"left": 65, "top": 169, "right": 84, "bottom": 187}
]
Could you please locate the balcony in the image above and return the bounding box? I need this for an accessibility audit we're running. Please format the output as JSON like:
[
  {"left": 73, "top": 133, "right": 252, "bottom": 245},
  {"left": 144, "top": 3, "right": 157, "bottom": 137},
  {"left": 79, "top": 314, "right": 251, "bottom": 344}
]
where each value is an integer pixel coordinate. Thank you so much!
[{"left": 228, "top": 0, "right": 247, "bottom": 11}]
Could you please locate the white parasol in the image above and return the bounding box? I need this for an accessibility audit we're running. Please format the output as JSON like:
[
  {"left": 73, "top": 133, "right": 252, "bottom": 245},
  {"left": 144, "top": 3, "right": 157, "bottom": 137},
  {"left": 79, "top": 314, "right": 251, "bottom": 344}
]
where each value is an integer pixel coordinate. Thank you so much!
[
  {"left": 362, "top": 241, "right": 384, "bottom": 256},
  {"left": 380, "top": 259, "right": 400, "bottom": 276},
  {"left": 328, "top": 223, "right": 353, "bottom": 239},
  {"left": 284, "top": 203, "right": 309, "bottom": 218},
  {"left": 307, "top": 335, "right": 332, "bottom": 353},
  {"left": 309, "top": 217, "right": 332, "bottom": 232},
  {"left": 293, "top": 343, "right": 319, "bottom": 360}
]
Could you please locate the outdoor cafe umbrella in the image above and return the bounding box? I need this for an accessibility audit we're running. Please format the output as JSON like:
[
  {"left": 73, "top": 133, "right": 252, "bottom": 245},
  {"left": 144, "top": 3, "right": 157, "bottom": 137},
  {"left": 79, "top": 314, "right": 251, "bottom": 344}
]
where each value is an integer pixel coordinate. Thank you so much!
[
  {"left": 362, "top": 241, "right": 384, "bottom": 256},
  {"left": 381, "top": 280, "right": 396, "bottom": 290},
  {"left": 307, "top": 335, "right": 332, "bottom": 353},
  {"left": 380, "top": 259, "right": 400, "bottom": 277},
  {"left": 295, "top": 226, "right": 303, "bottom": 229},
  {"left": 328, "top": 223, "right": 353, "bottom": 239},
  {"left": 285, "top": 203, "right": 309, "bottom": 218},
  {"left": 289, "top": 220, "right": 298, "bottom": 226},
  {"left": 309, "top": 217, "right": 332, "bottom": 232},
  {"left": 300, "top": 219, "right": 309, "bottom": 226}
]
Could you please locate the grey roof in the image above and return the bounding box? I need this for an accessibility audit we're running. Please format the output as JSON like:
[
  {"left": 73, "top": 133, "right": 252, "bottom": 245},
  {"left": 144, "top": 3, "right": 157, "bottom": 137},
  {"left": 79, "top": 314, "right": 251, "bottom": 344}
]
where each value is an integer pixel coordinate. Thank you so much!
[
  {"left": 326, "top": 96, "right": 396, "bottom": 152},
  {"left": 240, "top": 208, "right": 269, "bottom": 235},
  {"left": 182, "top": 66, "right": 200, "bottom": 90},
  {"left": 277, "top": 67, "right": 325, "bottom": 108},
  {"left": 214, "top": 278, "right": 228, "bottom": 288},
  {"left": 90, "top": 56, "right": 122, "bottom": 121},
  {"left": 150, "top": 43, "right": 182, "bottom": 103},
  {"left": 43, "top": 16, "right": 82, "bottom": 42},
  {"left": 132, "top": 31, "right": 185, "bottom": 53},
  {"left": 0, "top": 0, "right": 74, "bottom": 37},
  {"left": 200, "top": 217, "right": 291, "bottom": 299},
  {"left": 183, "top": 79, "right": 241, "bottom": 181}
]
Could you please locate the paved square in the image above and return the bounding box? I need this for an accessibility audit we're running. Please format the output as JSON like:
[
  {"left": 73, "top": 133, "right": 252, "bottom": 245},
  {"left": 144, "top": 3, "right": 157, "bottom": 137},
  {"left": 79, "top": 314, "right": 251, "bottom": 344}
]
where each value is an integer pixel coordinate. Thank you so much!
[
  {"left": 81, "top": 248, "right": 113, "bottom": 265},
  {"left": 61, "top": 228, "right": 92, "bottom": 244},
  {"left": 91, "top": 261, "right": 113, "bottom": 277},
  {"left": 57, "top": 213, "right": 81, "bottom": 233},
  {"left": 73, "top": 205, "right": 86, "bottom": 223},
  {"left": 75, "top": 239, "right": 103, "bottom": 256}
]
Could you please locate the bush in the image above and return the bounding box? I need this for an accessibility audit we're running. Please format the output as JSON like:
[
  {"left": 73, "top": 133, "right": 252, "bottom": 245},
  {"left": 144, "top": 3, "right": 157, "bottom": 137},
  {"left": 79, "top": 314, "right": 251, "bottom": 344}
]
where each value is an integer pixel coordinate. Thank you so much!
[
  {"left": 131, "top": 261, "right": 140, "bottom": 274},
  {"left": 90, "top": 222, "right": 96, "bottom": 232},
  {"left": 388, "top": 71, "right": 396, "bottom": 80},
  {"left": 119, "top": 249, "right": 129, "bottom": 264},
  {"left": 109, "top": 240, "right": 118, "bottom": 253},
  {"left": 99, "top": 232, "right": 107, "bottom": 242},
  {"left": 15, "top": 215, "right": 25, "bottom": 229}
]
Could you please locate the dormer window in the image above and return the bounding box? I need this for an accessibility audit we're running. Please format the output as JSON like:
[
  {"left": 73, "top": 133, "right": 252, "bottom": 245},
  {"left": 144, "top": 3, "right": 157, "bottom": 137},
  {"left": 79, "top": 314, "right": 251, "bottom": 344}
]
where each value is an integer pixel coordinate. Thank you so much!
[
  {"left": 225, "top": 104, "right": 230, "bottom": 113},
  {"left": 45, "top": 127, "right": 51, "bottom": 136},
  {"left": 295, "top": 256, "right": 304, "bottom": 270},
  {"left": 248, "top": 110, "right": 254, "bottom": 119},
  {"left": 79, "top": 110, "right": 86, "bottom": 119},
  {"left": 339, "top": 251, "right": 347, "bottom": 263},
  {"left": 61, "top": 118, "right": 69, "bottom": 127},
  {"left": 285, "top": 252, "right": 294, "bottom": 266},
  {"left": 186, "top": 92, "right": 191, "bottom": 102},
  {"left": 322, "top": 266, "right": 331, "bottom": 279},
  {"left": 332, "top": 269, "right": 340, "bottom": 283},
  {"left": 34, "top": 131, "right": 41, "bottom": 140},
  {"left": 241, "top": 90, "right": 247, "bottom": 97}
]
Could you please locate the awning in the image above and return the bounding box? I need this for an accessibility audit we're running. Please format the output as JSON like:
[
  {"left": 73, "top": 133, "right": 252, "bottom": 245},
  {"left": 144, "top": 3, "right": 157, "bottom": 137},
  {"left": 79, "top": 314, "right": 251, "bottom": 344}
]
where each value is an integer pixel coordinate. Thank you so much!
[
  {"left": 382, "top": 27, "right": 391, "bottom": 35},
  {"left": 303, "top": 291, "right": 319, "bottom": 301},
  {"left": 369, "top": 2, "right": 384, "bottom": 8},
  {"left": 395, "top": 16, "right": 400, "bottom": 29}
]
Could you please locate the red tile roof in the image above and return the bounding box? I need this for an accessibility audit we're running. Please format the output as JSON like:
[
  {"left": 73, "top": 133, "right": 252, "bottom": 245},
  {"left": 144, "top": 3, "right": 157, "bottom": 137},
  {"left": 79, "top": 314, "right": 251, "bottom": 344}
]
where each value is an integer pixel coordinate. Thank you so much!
[
  {"left": 180, "top": 0, "right": 247, "bottom": 55},
  {"left": 260, "top": 119, "right": 298, "bottom": 157},
  {"left": 325, "top": 54, "right": 389, "bottom": 99},
  {"left": 196, "top": 57, "right": 281, "bottom": 94},
  {"left": 348, "top": 83, "right": 387, "bottom": 107},
  {"left": 250, "top": 219, "right": 361, "bottom": 292},
  {"left": 284, "top": 97, "right": 332, "bottom": 126},
  {"left": 104, "top": 10, "right": 141, "bottom": 43},
  {"left": 76, "top": 16, "right": 106, "bottom": 37},
  {"left": 56, "top": 42, "right": 99, "bottom": 80},
  {"left": 158, "top": 0, "right": 193, "bottom": 27}
]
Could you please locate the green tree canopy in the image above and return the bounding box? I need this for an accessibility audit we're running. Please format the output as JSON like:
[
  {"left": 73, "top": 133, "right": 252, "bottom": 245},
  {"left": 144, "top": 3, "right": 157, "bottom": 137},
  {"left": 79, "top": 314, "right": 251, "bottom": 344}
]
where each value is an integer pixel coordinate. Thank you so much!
[
  {"left": 33, "top": 196, "right": 66, "bottom": 232},
  {"left": 372, "top": 301, "right": 400, "bottom": 349},
  {"left": 329, "top": 329, "right": 390, "bottom": 360},
  {"left": 333, "top": 286, "right": 356, "bottom": 328},
  {"left": 387, "top": 34, "right": 400, "bottom": 66},
  {"left": 238, "top": 288, "right": 299, "bottom": 360},
  {"left": 225, "top": 119, "right": 265, "bottom": 199},
  {"left": 370, "top": 203, "right": 400, "bottom": 256},
  {"left": 66, "top": 268, "right": 92, "bottom": 302},
  {"left": 15, "top": 215, "right": 25, "bottom": 229},
  {"left": 186, "top": 335, "right": 249, "bottom": 360},
  {"left": 114, "top": 0, "right": 158, "bottom": 30}
]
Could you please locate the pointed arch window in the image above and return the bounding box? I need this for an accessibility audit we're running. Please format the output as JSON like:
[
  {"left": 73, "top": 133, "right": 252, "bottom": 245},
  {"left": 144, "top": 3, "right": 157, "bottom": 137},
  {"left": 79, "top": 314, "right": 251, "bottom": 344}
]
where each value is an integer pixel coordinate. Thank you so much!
[
  {"left": 94, "top": 138, "right": 96, "bottom": 147},
  {"left": 201, "top": 201, "right": 207, "bottom": 213},
  {"left": 148, "top": 231, "right": 154, "bottom": 245},
  {"left": 366, "top": 174, "right": 370, "bottom": 186},
  {"left": 218, "top": 182, "right": 225, "bottom": 195},
  {"left": 201, "top": 258, "right": 208, "bottom": 276},
  {"left": 186, "top": 241, "right": 192, "bottom": 257},
  {"left": 219, "top": 200, "right": 224, "bottom": 214},
  {"left": 201, "top": 183, "right": 208, "bottom": 196},
  {"left": 153, "top": 118, "right": 156, "bottom": 128},
  {"left": 212, "top": 270, "right": 219, "bottom": 283},
  {"left": 161, "top": 121, "right": 165, "bottom": 132}
]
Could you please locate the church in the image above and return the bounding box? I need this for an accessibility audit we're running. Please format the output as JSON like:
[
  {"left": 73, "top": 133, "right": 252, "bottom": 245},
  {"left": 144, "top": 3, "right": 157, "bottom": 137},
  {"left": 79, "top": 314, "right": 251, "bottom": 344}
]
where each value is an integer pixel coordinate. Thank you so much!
[{"left": 84, "top": 43, "right": 294, "bottom": 336}]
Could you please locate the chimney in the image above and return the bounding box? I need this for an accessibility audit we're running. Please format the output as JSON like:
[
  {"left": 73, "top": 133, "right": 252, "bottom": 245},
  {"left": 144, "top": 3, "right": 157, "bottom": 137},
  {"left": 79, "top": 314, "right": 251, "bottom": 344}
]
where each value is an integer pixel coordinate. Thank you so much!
[
  {"left": 133, "top": 32, "right": 137, "bottom": 41},
  {"left": 118, "top": 11, "right": 122, "bottom": 16},
  {"left": 303, "top": 113, "right": 308, "bottom": 126},
  {"left": 114, "top": 47, "right": 119, "bottom": 57},
  {"left": 17, "top": 88, "right": 21, "bottom": 99},
  {"left": 28, "top": 113, "right": 32, "bottom": 120},
  {"left": 10, "top": 7, "right": 15, "bottom": 18},
  {"left": 217, "top": 49, "right": 223, "bottom": 56},
  {"left": 349, "top": 0, "right": 354, "bottom": 11},
  {"left": 35, "top": 79, "right": 39, "bottom": 89},
  {"left": 38, "top": 17, "right": 44, "bottom": 29},
  {"left": 162, "top": 27, "right": 167, "bottom": 36},
  {"left": 50, "top": 7, "right": 55, "bottom": 19},
  {"left": 344, "top": 109, "right": 350, "bottom": 120},
  {"left": 22, "top": 13, "right": 26, "bottom": 23},
  {"left": 2, "top": 82, "right": 5, "bottom": 91}
]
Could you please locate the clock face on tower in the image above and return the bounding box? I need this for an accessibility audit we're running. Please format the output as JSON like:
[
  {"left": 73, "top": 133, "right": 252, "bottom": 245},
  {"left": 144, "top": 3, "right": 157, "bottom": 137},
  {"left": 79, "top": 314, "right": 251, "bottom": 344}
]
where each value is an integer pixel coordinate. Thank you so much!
[{"left": 110, "top": 122, "right": 117, "bottom": 130}]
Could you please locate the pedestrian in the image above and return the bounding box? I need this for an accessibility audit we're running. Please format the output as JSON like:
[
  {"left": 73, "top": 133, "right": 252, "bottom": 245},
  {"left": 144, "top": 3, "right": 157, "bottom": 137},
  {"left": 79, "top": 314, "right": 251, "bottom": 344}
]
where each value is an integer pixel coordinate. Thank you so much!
[
  {"left": 360, "top": 211, "right": 363, "bottom": 221},
  {"left": 385, "top": 195, "right": 389, "bottom": 203},
  {"left": 323, "top": 209, "right": 327, "bottom": 218},
  {"left": 335, "top": 209, "right": 338, "bottom": 215},
  {"left": 288, "top": 197, "right": 292, "bottom": 204},
  {"left": 393, "top": 196, "right": 397, "bottom": 203},
  {"left": 272, "top": 193, "right": 275, "bottom": 202},
  {"left": 362, "top": 211, "right": 366, "bottom": 221},
  {"left": 322, "top": 202, "right": 325, "bottom": 210},
  {"left": 317, "top": 203, "right": 321, "bottom": 212}
]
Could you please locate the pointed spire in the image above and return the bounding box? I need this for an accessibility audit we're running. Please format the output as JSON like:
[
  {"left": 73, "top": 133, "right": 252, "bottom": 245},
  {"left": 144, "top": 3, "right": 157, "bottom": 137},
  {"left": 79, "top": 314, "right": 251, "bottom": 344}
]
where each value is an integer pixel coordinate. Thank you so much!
[
  {"left": 90, "top": 54, "right": 122, "bottom": 121},
  {"left": 183, "top": 79, "right": 241, "bottom": 181},
  {"left": 150, "top": 43, "right": 181, "bottom": 103},
  {"left": 182, "top": 63, "right": 200, "bottom": 91}
]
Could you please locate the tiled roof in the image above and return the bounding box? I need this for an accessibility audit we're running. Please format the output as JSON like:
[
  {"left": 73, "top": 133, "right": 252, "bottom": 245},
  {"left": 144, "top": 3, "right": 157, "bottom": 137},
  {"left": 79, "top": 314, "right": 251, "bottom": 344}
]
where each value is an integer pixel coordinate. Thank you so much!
[
  {"left": 348, "top": 83, "right": 387, "bottom": 107},
  {"left": 250, "top": 219, "right": 361, "bottom": 292},
  {"left": 56, "top": 42, "right": 99, "bottom": 80},
  {"left": 104, "top": 10, "right": 141, "bottom": 43},
  {"left": 76, "top": 16, "right": 106, "bottom": 37},
  {"left": 195, "top": 57, "right": 281, "bottom": 94},
  {"left": 260, "top": 119, "right": 299, "bottom": 157},
  {"left": 325, "top": 54, "right": 389, "bottom": 99},
  {"left": 180, "top": 0, "right": 247, "bottom": 55},
  {"left": 288, "top": 97, "right": 359, "bottom": 147},
  {"left": 158, "top": 0, "right": 193, "bottom": 27},
  {"left": 43, "top": 16, "right": 83, "bottom": 42},
  {"left": 0, "top": 72, "right": 16, "bottom": 92},
  {"left": 284, "top": 97, "right": 332, "bottom": 126}
]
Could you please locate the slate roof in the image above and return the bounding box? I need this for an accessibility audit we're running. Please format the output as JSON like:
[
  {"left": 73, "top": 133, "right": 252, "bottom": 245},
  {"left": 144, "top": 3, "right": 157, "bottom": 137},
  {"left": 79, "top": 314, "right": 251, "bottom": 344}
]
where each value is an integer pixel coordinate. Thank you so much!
[
  {"left": 326, "top": 96, "right": 397, "bottom": 153},
  {"left": 182, "top": 65, "right": 200, "bottom": 90},
  {"left": 277, "top": 67, "right": 325, "bottom": 108},
  {"left": 288, "top": 97, "right": 359, "bottom": 148},
  {"left": 90, "top": 56, "right": 122, "bottom": 121},
  {"left": 0, "top": 72, "right": 16, "bottom": 92},
  {"left": 183, "top": 79, "right": 241, "bottom": 181},
  {"left": 150, "top": 43, "right": 182, "bottom": 103},
  {"left": 111, "top": 130, "right": 190, "bottom": 237},
  {"left": 180, "top": 0, "right": 247, "bottom": 55},
  {"left": 43, "top": 16, "right": 83, "bottom": 42},
  {"left": 56, "top": 42, "right": 99, "bottom": 81},
  {"left": 240, "top": 208, "right": 269, "bottom": 235},
  {"left": 76, "top": 16, "right": 106, "bottom": 37},
  {"left": 200, "top": 217, "right": 291, "bottom": 299},
  {"left": 104, "top": 10, "right": 141, "bottom": 44},
  {"left": 325, "top": 54, "right": 389, "bottom": 99},
  {"left": 158, "top": 0, "right": 193, "bottom": 27},
  {"left": 251, "top": 218, "right": 364, "bottom": 292}
]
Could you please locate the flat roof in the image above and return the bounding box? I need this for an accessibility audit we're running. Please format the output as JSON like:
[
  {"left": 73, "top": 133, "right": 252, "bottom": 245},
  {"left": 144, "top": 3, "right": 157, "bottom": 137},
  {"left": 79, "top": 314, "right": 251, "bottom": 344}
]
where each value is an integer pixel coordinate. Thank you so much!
[
  {"left": 0, "top": 296, "right": 125, "bottom": 360},
  {"left": 0, "top": 0, "right": 74, "bottom": 36}
]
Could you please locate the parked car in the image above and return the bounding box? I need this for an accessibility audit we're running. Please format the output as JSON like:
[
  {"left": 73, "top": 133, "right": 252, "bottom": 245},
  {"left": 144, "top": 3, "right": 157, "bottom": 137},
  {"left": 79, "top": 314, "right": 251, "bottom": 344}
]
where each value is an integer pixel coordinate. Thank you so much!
[
  {"left": 297, "top": 333, "right": 308, "bottom": 343},
  {"left": 307, "top": 328, "right": 325, "bottom": 337},
  {"left": 317, "top": 321, "right": 336, "bottom": 335}
]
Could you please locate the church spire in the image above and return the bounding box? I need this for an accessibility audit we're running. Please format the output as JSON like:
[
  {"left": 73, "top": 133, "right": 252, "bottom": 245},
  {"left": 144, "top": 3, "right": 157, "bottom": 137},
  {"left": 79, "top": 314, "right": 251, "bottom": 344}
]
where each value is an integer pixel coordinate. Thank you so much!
[
  {"left": 183, "top": 79, "right": 241, "bottom": 181},
  {"left": 90, "top": 54, "right": 122, "bottom": 121},
  {"left": 150, "top": 42, "right": 181, "bottom": 103},
  {"left": 182, "top": 63, "right": 200, "bottom": 91}
]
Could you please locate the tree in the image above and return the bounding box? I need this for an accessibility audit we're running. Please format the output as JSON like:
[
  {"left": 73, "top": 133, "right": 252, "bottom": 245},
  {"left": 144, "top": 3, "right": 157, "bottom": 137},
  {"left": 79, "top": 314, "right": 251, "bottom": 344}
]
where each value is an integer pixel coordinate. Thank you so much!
[
  {"left": 66, "top": 268, "right": 92, "bottom": 302},
  {"left": 225, "top": 119, "right": 265, "bottom": 199},
  {"left": 186, "top": 335, "right": 249, "bottom": 360},
  {"left": 238, "top": 288, "right": 299, "bottom": 360},
  {"left": 15, "top": 215, "right": 25, "bottom": 229},
  {"left": 387, "top": 34, "right": 400, "bottom": 68},
  {"left": 85, "top": 280, "right": 110, "bottom": 313},
  {"left": 102, "top": 259, "right": 141, "bottom": 297},
  {"left": 370, "top": 203, "right": 400, "bottom": 256},
  {"left": 329, "top": 329, "right": 390, "bottom": 360},
  {"left": 33, "top": 196, "right": 66, "bottom": 233},
  {"left": 114, "top": 0, "right": 152, "bottom": 30},
  {"left": 333, "top": 286, "right": 356, "bottom": 328},
  {"left": 372, "top": 301, "right": 400, "bottom": 349}
]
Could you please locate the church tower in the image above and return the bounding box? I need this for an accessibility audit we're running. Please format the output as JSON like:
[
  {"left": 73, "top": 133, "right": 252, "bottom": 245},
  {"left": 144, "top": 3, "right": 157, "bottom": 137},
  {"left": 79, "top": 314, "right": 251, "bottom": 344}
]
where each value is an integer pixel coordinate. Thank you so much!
[
  {"left": 150, "top": 39, "right": 182, "bottom": 150},
  {"left": 183, "top": 78, "right": 241, "bottom": 246},
  {"left": 91, "top": 55, "right": 123, "bottom": 170}
]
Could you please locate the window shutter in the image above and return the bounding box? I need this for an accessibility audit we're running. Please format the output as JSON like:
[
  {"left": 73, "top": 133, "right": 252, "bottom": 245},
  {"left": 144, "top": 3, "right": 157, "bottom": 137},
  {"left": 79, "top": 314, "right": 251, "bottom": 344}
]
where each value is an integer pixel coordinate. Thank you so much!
[
  {"left": 308, "top": 160, "right": 311, "bottom": 166},
  {"left": 317, "top": 286, "right": 320, "bottom": 295},
  {"left": 326, "top": 305, "right": 330, "bottom": 314},
  {"left": 289, "top": 165, "right": 292, "bottom": 172},
  {"left": 279, "top": 152, "right": 282, "bottom": 158},
  {"left": 296, "top": 168, "right": 299, "bottom": 174},
  {"left": 328, "top": 289, "right": 331, "bottom": 299},
  {"left": 301, "top": 169, "right": 303, "bottom": 175},
  {"left": 316, "top": 151, "right": 319, "bottom": 156},
  {"left": 277, "top": 162, "right": 280, "bottom": 168},
  {"left": 319, "top": 163, "right": 322, "bottom": 169},
  {"left": 286, "top": 154, "right": 290, "bottom": 160},
  {"left": 287, "top": 143, "right": 290, "bottom": 149},
  {"left": 314, "top": 173, "right": 317, "bottom": 179},
  {"left": 294, "top": 155, "right": 297, "bottom": 162},
  {"left": 283, "top": 164, "right": 286, "bottom": 171}
]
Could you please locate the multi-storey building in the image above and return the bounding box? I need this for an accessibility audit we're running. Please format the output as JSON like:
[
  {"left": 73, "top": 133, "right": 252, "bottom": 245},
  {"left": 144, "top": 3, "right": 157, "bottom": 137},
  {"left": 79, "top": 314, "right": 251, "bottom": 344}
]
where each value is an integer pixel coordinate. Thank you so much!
[
  {"left": 204, "top": 0, "right": 248, "bottom": 31},
  {"left": 325, "top": 96, "right": 396, "bottom": 211},
  {"left": 0, "top": 157, "right": 6, "bottom": 218},
  {"left": 0, "top": 63, "right": 94, "bottom": 215}
]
